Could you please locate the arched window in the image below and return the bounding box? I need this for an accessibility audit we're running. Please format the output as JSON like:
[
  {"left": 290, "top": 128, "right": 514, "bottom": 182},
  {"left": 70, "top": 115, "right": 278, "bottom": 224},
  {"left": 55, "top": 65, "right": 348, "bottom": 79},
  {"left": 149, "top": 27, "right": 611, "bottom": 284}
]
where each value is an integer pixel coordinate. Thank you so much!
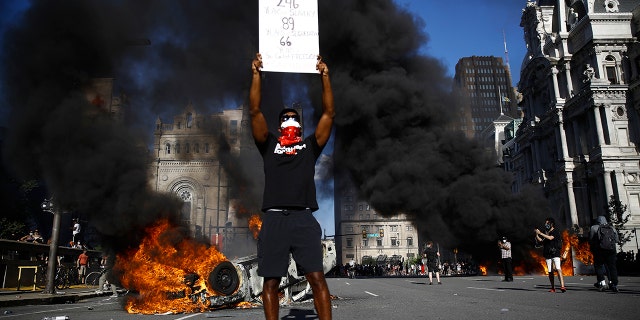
[
  {"left": 165, "top": 143, "right": 171, "bottom": 154},
  {"left": 186, "top": 113, "right": 193, "bottom": 128},
  {"left": 177, "top": 189, "right": 193, "bottom": 225},
  {"left": 176, "top": 143, "right": 181, "bottom": 154},
  {"left": 194, "top": 143, "right": 199, "bottom": 153},
  {"left": 185, "top": 143, "right": 190, "bottom": 153},
  {"left": 604, "top": 55, "right": 618, "bottom": 84}
]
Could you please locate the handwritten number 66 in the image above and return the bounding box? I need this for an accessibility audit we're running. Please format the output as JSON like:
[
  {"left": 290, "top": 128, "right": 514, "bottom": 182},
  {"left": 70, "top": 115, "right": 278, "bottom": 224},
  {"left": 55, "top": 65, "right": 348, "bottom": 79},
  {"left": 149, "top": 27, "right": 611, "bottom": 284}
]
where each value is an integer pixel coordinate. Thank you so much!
[{"left": 280, "top": 36, "right": 292, "bottom": 46}]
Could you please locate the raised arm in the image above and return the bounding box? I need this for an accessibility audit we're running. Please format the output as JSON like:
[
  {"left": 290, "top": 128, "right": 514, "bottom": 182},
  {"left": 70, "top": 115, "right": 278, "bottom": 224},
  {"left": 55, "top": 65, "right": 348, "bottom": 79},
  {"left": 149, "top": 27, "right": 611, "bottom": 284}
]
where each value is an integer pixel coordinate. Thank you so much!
[
  {"left": 315, "top": 56, "right": 335, "bottom": 147},
  {"left": 249, "top": 53, "right": 269, "bottom": 144}
]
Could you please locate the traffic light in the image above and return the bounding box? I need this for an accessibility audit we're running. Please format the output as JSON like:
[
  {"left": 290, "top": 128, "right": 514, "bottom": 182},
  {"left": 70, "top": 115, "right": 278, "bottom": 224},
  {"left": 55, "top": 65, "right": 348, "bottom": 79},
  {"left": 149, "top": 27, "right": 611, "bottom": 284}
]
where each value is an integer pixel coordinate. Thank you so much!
[
  {"left": 379, "top": 228, "right": 384, "bottom": 238},
  {"left": 362, "top": 229, "right": 367, "bottom": 239}
]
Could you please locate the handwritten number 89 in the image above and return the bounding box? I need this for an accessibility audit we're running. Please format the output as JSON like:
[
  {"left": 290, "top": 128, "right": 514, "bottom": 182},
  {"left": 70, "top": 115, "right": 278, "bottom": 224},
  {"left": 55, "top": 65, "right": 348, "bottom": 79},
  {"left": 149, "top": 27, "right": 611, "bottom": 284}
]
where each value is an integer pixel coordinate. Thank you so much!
[{"left": 282, "top": 17, "right": 294, "bottom": 30}]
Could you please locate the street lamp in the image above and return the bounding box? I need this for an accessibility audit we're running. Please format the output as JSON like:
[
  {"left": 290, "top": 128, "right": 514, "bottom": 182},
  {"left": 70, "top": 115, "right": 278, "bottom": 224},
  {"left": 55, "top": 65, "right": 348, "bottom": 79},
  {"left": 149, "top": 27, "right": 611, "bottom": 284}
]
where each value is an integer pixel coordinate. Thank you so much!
[
  {"left": 41, "top": 198, "right": 61, "bottom": 294},
  {"left": 633, "top": 228, "right": 639, "bottom": 253}
]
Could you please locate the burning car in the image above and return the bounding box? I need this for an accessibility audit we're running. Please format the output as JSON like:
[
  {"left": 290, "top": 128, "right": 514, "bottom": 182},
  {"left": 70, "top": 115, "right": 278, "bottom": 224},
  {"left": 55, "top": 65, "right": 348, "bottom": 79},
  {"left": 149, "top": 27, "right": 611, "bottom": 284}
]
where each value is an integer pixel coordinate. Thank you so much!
[
  {"left": 120, "top": 219, "right": 336, "bottom": 313},
  {"left": 200, "top": 239, "right": 337, "bottom": 308}
]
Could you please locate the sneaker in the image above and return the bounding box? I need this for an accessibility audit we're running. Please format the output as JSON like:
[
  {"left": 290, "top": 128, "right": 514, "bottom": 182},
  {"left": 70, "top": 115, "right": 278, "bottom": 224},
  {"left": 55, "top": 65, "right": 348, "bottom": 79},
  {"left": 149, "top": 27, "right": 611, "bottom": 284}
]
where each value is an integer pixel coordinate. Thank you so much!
[
  {"left": 111, "top": 294, "right": 118, "bottom": 297},
  {"left": 94, "top": 290, "right": 103, "bottom": 294},
  {"left": 611, "top": 286, "right": 619, "bottom": 293},
  {"left": 560, "top": 287, "right": 566, "bottom": 293},
  {"left": 438, "top": 282, "right": 442, "bottom": 285},
  {"left": 548, "top": 288, "right": 556, "bottom": 293}
]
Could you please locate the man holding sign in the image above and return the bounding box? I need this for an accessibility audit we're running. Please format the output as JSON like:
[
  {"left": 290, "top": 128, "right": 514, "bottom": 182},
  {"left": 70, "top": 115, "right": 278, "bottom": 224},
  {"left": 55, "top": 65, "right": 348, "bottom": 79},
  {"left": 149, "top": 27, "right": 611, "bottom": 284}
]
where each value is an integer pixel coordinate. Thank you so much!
[
  {"left": 259, "top": 0, "right": 320, "bottom": 73},
  {"left": 250, "top": 53, "right": 334, "bottom": 320}
]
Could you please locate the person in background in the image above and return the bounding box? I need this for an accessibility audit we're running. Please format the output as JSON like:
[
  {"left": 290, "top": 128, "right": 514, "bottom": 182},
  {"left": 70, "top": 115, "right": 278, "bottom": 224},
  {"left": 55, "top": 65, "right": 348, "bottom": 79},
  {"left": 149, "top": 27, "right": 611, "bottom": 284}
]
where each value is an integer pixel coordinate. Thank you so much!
[
  {"left": 535, "top": 217, "right": 566, "bottom": 293},
  {"left": 96, "top": 255, "right": 118, "bottom": 297},
  {"left": 77, "top": 250, "right": 90, "bottom": 284},
  {"left": 19, "top": 231, "right": 35, "bottom": 242},
  {"left": 249, "top": 53, "right": 334, "bottom": 320},
  {"left": 498, "top": 236, "right": 513, "bottom": 282},
  {"left": 589, "top": 215, "right": 619, "bottom": 292},
  {"left": 72, "top": 218, "right": 81, "bottom": 243},
  {"left": 32, "top": 230, "right": 44, "bottom": 243},
  {"left": 423, "top": 241, "right": 441, "bottom": 285}
]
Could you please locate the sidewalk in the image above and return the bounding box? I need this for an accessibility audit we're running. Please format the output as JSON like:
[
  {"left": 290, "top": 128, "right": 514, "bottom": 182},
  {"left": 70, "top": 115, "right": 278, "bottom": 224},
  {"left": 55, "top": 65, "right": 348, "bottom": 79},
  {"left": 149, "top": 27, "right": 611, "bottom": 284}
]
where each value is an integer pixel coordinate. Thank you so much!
[{"left": 0, "top": 286, "right": 119, "bottom": 307}]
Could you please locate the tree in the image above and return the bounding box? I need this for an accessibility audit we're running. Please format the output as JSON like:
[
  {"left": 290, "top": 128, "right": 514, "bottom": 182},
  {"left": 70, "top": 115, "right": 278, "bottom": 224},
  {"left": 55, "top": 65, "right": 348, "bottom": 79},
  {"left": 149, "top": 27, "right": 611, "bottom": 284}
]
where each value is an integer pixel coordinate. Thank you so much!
[
  {"left": 606, "top": 195, "right": 633, "bottom": 251},
  {"left": 0, "top": 217, "right": 25, "bottom": 240}
]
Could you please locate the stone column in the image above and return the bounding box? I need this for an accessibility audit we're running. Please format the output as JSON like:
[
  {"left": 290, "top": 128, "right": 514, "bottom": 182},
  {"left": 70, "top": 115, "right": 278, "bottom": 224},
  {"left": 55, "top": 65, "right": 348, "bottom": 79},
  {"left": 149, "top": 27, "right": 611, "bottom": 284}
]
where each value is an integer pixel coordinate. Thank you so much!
[
  {"left": 602, "top": 104, "right": 614, "bottom": 145},
  {"left": 593, "top": 105, "right": 605, "bottom": 146},
  {"left": 565, "top": 62, "right": 574, "bottom": 96},
  {"left": 552, "top": 66, "right": 561, "bottom": 100},
  {"left": 557, "top": 109, "right": 570, "bottom": 159},
  {"left": 604, "top": 170, "right": 614, "bottom": 201},
  {"left": 566, "top": 176, "right": 579, "bottom": 227}
]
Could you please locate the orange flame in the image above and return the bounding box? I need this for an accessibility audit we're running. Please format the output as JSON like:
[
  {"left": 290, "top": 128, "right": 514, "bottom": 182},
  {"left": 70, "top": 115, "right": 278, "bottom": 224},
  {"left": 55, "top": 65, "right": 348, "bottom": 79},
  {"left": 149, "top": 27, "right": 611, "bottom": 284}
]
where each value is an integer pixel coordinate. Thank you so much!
[
  {"left": 560, "top": 230, "right": 574, "bottom": 276},
  {"left": 567, "top": 230, "right": 593, "bottom": 265},
  {"left": 248, "top": 214, "right": 262, "bottom": 239},
  {"left": 519, "top": 230, "right": 576, "bottom": 276},
  {"left": 479, "top": 265, "right": 487, "bottom": 275},
  {"left": 118, "top": 219, "right": 228, "bottom": 314}
]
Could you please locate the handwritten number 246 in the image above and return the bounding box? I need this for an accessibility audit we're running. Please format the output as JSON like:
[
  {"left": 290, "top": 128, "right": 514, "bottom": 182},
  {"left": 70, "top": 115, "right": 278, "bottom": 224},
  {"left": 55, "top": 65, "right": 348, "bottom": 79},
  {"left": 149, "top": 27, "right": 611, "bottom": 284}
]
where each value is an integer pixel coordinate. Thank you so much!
[{"left": 277, "top": 0, "right": 298, "bottom": 9}]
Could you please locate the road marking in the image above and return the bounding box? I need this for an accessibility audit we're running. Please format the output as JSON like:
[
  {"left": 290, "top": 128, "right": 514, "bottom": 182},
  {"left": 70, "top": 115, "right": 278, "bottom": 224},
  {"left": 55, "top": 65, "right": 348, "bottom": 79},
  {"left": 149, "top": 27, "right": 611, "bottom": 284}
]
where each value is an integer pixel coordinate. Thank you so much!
[
  {"left": 0, "top": 302, "right": 118, "bottom": 318},
  {"left": 467, "top": 287, "right": 505, "bottom": 292},
  {"left": 175, "top": 313, "right": 201, "bottom": 320},
  {"left": 345, "top": 282, "right": 351, "bottom": 285},
  {"left": 364, "top": 291, "right": 378, "bottom": 297}
]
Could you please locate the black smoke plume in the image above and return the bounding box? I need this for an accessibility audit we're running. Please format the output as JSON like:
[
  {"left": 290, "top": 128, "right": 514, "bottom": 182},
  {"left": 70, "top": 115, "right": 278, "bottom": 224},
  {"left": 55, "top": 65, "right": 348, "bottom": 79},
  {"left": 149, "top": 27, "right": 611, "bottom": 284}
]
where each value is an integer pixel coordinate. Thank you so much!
[{"left": 1, "top": 0, "right": 548, "bottom": 266}]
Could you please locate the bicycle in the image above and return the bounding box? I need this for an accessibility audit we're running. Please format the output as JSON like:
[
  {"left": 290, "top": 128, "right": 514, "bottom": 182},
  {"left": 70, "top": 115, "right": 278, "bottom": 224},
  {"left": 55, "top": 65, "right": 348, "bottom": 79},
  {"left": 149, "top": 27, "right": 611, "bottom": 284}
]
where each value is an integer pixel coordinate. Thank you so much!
[
  {"left": 55, "top": 265, "right": 75, "bottom": 290},
  {"left": 85, "top": 269, "right": 127, "bottom": 295},
  {"left": 84, "top": 269, "right": 105, "bottom": 289}
]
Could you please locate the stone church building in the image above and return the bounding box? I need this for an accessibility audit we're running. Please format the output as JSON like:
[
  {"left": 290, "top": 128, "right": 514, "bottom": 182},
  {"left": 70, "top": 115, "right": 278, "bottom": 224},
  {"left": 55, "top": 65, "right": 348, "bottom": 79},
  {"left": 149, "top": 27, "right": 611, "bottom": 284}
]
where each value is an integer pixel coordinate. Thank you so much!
[{"left": 149, "top": 103, "right": 260, "bottom": 256}]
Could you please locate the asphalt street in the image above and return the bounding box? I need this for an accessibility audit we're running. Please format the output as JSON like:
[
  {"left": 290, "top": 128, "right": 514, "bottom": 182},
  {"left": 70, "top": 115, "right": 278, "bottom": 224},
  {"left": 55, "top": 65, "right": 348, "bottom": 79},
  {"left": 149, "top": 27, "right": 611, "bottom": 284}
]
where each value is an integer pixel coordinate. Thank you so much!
[{"left": 0, "top": 275, "right": 638, "bottom": 320}]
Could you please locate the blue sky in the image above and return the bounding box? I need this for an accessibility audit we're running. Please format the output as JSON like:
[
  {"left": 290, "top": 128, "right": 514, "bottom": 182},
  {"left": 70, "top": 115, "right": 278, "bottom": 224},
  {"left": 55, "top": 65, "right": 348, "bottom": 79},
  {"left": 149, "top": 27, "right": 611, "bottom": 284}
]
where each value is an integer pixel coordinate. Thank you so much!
[
  {"left": 315, "top": 0, "right": 531, "bottom": 235},
  {"left": 400, "top": 0, "right": 529, "bottom": 86}
]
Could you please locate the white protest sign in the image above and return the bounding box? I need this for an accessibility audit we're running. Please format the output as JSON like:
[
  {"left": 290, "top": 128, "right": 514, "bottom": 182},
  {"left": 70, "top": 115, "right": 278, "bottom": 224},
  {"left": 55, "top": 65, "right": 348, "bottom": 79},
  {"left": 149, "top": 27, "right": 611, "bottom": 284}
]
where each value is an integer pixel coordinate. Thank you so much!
[{"left": 259, "top": 0, "right": 319, "bottom": 73}]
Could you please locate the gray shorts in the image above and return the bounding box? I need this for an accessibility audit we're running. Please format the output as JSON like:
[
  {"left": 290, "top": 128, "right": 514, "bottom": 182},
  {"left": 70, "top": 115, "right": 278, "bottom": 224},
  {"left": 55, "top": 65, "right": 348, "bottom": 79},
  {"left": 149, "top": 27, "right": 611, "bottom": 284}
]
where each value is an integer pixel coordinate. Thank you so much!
[{"left": 257, "top": 209, "right": 323, "bottom": 277}]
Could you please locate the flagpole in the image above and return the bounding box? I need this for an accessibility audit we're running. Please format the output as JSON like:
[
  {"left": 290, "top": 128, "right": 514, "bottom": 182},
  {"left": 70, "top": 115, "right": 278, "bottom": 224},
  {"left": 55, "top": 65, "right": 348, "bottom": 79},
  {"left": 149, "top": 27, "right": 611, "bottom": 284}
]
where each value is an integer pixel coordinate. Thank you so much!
[{"left": 498, "top": 87, "right": 503, "bottom": 115}]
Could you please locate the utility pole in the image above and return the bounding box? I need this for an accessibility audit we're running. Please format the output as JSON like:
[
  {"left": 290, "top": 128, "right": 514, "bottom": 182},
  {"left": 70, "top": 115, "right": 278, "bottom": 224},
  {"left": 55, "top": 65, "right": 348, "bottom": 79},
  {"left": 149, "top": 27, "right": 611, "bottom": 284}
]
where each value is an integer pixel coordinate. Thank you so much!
[{"left": 41, "top": 198, "right": 60, "bottom": 294}]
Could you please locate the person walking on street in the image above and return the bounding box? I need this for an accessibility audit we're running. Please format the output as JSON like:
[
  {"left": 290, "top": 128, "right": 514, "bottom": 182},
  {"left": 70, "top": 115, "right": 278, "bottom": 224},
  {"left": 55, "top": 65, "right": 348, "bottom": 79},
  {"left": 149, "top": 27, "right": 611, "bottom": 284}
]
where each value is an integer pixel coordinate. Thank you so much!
[
  {"left": 535, "top": 217, "right": 566, "bottom": 293},
  {"left": 249, "top": 53, "right": 334, "bottom": 320},
  {"left": 498, "top": 236, "right": 513, "bottom": 282},
  {"left": 423, "top": 241, "right": 441, "bottom": 285},
  {"left": 589, "top": 215, "right": 619, "bottom": 292},
  {"left": 96, "top": 255, "right": 118, "bottom": 297}
]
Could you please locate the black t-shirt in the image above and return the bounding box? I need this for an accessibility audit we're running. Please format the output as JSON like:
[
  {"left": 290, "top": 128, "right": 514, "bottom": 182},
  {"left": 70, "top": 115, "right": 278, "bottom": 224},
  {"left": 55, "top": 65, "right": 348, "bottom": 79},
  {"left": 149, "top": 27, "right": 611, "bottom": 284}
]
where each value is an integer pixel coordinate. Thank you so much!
[
  {"left": 542, "top": 228, "right": 562, "bottom": 259},
  {"left": 256, "top": 132, "right": 323, "bottom": 212}
]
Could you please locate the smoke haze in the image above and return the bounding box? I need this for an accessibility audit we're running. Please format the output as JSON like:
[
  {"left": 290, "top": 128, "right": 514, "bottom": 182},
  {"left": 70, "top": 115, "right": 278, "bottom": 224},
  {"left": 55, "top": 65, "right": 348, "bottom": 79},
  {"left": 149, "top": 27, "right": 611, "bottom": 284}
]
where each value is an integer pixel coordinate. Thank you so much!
[{"left": 0, "top": 0, "right": 548, "bottom": 264}]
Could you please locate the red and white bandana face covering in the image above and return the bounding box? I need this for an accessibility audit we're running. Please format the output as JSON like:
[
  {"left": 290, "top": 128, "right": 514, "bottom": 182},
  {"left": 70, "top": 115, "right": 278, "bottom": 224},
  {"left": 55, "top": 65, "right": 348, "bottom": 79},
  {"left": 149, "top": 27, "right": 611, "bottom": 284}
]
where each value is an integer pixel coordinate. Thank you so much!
[{"left": 278, "top": 119, "right": 302, "bottom": 146}]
